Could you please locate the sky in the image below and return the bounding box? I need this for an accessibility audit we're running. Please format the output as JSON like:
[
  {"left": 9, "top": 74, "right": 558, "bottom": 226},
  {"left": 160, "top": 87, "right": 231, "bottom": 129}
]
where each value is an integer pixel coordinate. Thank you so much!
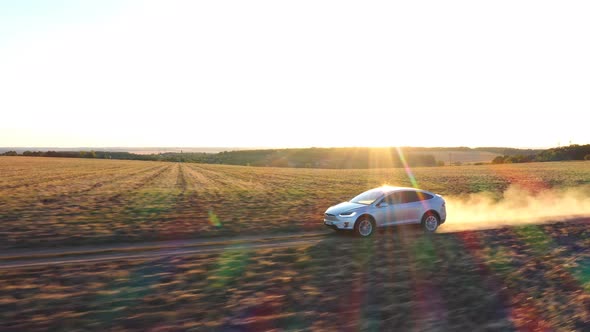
[{"left": 1, "top": 0, "right": 589, "bottom": 149}]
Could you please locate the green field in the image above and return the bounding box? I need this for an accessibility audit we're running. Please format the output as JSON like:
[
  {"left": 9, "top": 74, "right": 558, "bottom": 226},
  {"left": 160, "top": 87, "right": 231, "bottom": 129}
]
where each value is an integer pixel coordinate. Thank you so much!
[{"left": 1, "top": 157, "right": 589, "bottom": 249}]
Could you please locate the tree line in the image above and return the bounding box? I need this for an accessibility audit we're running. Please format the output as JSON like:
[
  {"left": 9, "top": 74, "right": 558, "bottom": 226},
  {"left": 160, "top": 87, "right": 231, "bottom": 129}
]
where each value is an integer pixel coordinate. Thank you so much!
[
  {"left": 3, "top": 145, "right": 588, "bottom": 167},
  {"left": 491, "top": 144, "right": 590, "bottom": 164},
  {"left": 1, "top": 148, "right": 438, "bottom": 168}
]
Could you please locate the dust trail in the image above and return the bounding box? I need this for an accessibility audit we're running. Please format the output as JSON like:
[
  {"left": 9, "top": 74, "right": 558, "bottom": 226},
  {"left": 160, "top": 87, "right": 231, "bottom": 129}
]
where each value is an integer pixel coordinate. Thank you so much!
[{"left": 440, "top": 185, "right": 590, "bottom": 232}]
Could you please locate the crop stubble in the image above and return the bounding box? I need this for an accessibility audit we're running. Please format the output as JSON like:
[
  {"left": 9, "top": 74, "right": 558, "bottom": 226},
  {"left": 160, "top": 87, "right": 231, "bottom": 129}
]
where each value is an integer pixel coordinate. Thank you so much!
[
  {"left": 1, "top": 157, "right": 590, "bottom": 330},
  {"left": 1, "top": 157, "right": 589, "bottom": 249},
  {"left": 0, "top": 222, "right": 589, "bottom": 330}
]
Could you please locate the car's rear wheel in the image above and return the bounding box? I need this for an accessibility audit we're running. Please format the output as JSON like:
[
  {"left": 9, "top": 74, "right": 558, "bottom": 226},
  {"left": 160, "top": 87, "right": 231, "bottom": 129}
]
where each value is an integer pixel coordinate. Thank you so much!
[
  {"left": 421, "top": 212, "right": 440, "bottom": 233},
  {"left": 354, "top": 216, "right": 375, "bottom": 237}
]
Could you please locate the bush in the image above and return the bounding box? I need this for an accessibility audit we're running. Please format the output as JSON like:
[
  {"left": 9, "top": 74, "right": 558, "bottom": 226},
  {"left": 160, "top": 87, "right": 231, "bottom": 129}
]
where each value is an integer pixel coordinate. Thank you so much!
[
  {"left": 1, "top": 151, "right": 17, "bottom": 156},
  {"left": 492, "top": 156, "right": 505, "bottom": 164}
]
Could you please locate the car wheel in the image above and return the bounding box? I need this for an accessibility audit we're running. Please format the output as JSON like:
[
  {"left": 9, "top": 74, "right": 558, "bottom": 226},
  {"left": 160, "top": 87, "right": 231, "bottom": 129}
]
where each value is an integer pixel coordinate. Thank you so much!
[
  {"left": 421, "top": 212, "right": 440, "bottom": 233},
  {"left": 354, "top": 216, "right": 375, "bottom": 237}
]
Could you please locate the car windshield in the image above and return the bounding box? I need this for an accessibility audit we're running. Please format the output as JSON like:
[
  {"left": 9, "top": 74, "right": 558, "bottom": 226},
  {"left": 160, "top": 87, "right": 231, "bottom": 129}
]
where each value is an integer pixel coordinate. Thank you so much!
[{"left": 350, "top": 189, "right": 384, "bottom": 205}]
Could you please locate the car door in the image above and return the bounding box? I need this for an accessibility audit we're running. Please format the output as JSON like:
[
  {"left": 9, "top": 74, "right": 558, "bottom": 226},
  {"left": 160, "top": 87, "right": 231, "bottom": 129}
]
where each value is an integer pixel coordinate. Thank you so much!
[
  {"left": 373, "top": 192, "right": 395, "bottom": 226},
  {"left": 375, "top": 192, "right": 413, "bottom": 226},
  {"left": 397, "top": 191, "right": 422, "bottom": 224},
  {"left": 388, "top": 190, "right": 421, "bottom": 225}
]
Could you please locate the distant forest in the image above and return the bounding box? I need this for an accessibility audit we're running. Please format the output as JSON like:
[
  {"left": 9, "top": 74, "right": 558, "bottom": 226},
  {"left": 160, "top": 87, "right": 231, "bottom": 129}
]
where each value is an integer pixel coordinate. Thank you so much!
[
  {"left": 491, "top": 144, "right": 590, "bottom": 164},
  {"left": 2, "top": 145, "right": 588, "bottom": 168}
]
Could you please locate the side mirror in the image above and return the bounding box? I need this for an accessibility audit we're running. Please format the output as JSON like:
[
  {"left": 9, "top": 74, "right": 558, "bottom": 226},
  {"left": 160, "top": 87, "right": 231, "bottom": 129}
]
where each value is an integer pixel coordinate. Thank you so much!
[{"left": 377, "top": 201, "right": 388, "bottom": 208}]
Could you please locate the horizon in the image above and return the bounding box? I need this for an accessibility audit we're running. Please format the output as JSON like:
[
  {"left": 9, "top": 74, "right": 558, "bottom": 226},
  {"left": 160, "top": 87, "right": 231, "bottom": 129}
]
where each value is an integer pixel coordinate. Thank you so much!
[
  {"left": 0, "top": 144, "right": 564, "bottom": 152},
  {"left": 2, "top": 1, "right": 589, "bottom": 148}
]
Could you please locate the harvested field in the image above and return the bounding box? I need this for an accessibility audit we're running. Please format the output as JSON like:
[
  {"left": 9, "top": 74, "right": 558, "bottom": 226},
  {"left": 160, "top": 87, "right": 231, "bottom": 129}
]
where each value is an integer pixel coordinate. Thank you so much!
[
  {"left": 1, "top": 221, "right": 589, "bottom": 330},
  {"left": 1, "top": 157, "right": 589, "bottom": 249},
  {"left": 1, "top": 157, "right": 590, "bottom": 330}
]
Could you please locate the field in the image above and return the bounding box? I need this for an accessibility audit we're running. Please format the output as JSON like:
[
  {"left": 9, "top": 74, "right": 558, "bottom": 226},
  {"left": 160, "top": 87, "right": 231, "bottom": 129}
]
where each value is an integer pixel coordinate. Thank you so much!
[
  {"left": 1, "top": 157, "right": 590, "bottom": 330},
  {"left": 1, "top": 157, "right": 590, "bottom": 249},
  {"left": 1, "top": 222, "right": 590, "bottom": 330}
]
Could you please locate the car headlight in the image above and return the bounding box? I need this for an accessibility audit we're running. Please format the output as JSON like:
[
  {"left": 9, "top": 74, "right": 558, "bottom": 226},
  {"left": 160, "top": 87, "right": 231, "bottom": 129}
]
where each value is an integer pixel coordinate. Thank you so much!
[{"left": 339, "top": 211, "right": 357, "bottom": 217}]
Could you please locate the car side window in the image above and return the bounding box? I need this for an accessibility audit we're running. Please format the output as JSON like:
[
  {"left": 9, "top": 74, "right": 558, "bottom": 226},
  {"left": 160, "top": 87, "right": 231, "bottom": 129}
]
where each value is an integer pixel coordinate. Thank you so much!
[
  {"left": 400, "top": 191, "right": 433, "bottom": 203},
  {"left": 384, "top": 192, "right": 402, "bottom": 205},
  {"left": 416, "top": 192, "right": 433, "bottom": 201},
  {"left": 383, "top": 191, "right": 433, "bottom": 205},
  {"left": 382, "top": 195, "right": 392, "bottom": 205},
  {"left": 399, "top": 191, "right": 418, "bottom": 203}
]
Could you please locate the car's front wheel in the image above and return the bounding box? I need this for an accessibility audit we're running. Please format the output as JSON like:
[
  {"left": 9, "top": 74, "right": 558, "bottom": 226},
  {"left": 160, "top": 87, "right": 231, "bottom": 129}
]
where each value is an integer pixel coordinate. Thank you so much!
[
  {"left": 354, "top": 216, "right": 375, "bottom": 237},
  {"left": 421, "top": 211, "right": 440, "bottom": 233}
]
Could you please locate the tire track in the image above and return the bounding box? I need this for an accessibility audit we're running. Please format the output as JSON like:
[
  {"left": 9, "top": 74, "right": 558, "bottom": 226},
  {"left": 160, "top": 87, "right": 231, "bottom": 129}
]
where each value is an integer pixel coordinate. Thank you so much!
[
  {"left": 0, "top": 165, "right": 167, "bottom": 222},
  {"left": 1, "top": 218, "right": 588, "bottom": 270},
  {"left": 46, "top": 165, "right": 165, "bottom": 200},
  {"left": 0, "top": 232, "right": 330, "bottom": 269},
  {"left": 171, "top": 163, "right": 193, "bottom": 225},
  {"left": 175, "top": 163, "right": 187, "bottom": 191},
  {"left": 0, "top": 165, "right": 139, "bottom": 191},
  {"left": 103, "top": 164, "right": 172, "bottom": 204}
]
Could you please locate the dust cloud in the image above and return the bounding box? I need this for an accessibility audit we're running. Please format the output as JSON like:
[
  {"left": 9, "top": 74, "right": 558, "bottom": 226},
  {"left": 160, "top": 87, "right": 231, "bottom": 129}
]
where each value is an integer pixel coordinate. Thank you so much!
[{"left": 440, "top": 185, "right": 590, "bottom": 232}]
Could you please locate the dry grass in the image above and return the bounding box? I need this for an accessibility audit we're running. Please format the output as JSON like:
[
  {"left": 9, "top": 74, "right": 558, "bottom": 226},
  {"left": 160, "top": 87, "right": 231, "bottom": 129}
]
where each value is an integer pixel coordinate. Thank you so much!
[
  {"left": 1, "top": 157, "right": 590, "bottom": 330},
  {"left": 0, "top": 221, "right": 589, "bottom": 330},
  {"left": 1, "top": 157, "right": 589, "bottom": 249}
]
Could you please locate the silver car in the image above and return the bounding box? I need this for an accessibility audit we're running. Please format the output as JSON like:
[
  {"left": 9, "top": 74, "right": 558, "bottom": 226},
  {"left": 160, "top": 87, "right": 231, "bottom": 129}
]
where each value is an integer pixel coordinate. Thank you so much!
[{"left": 324, "top": 186, "right": 446, "bottom": 237}]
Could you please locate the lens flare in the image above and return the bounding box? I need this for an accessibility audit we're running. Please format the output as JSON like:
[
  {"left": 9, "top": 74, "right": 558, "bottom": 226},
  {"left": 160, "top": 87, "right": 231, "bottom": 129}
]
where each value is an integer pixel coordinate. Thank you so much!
[
  {"left": 209, "top": 210, "right": 222, "bottom": 227},
  {"left": 395, "top": 147, "right": 418, "bottom": 188}
]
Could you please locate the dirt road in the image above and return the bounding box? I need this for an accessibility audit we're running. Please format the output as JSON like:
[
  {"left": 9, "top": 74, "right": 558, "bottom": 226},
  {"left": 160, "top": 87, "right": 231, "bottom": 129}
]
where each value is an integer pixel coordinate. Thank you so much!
[
  {"left": 0, "top": 231, "right": 331, "bottom": 269},
  {"left": 2, "top": 217, "right": 589, "bottom": 331},
  {"left": 3, "top": 216, "right": 589, "bottom": 270}
]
